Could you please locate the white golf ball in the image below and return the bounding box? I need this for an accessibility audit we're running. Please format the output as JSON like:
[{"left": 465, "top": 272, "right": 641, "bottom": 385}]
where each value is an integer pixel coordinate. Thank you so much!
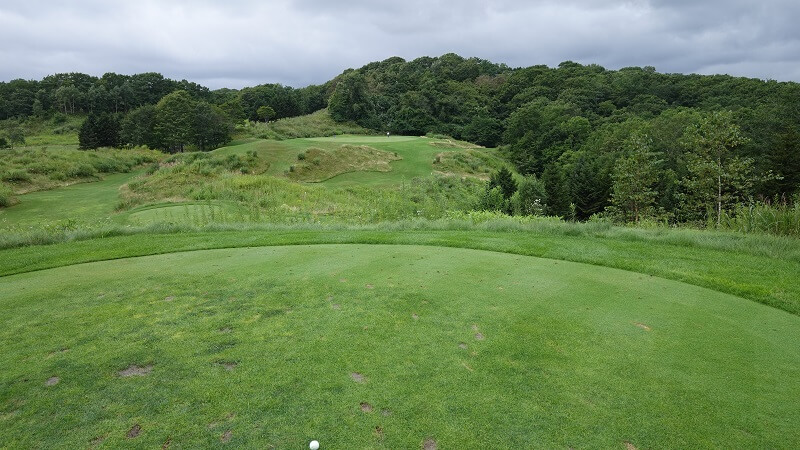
[{"left": 309, "top": 440, "right": 320, "bottom": 450}]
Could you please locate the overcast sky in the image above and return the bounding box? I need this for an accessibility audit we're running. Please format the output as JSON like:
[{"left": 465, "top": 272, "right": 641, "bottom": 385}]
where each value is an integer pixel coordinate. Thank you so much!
[{"left": 1, "top": 0, "right": 799, "bottom": 89}]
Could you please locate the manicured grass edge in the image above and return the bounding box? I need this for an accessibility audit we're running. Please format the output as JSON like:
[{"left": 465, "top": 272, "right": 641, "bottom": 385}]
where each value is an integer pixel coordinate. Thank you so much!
[{"left": 1, "top": 228, "right": 797, "bottom": 317}]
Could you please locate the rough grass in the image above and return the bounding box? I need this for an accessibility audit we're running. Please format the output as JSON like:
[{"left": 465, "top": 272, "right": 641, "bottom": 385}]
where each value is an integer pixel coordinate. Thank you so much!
[
  {"left": 432, "top": 148, "right": 511, "bottom": 179},
  {"left": 0, "top": 243, "right": 798, "bottom": 448},
  {"left": 0, "top": 146, "right": 161, "bottom": 195},
  {"left": 288, "top": 145, "right": 403, "bottom": 182},
  {"left": 238, "top": 109, "right": 373, "bottom": 140}
]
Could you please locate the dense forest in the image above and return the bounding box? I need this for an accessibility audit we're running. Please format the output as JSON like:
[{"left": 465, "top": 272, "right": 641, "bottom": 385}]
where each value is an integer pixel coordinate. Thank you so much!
[
  {"left": 326, "top": 54, "right": 800, "bottom": 224},
  {"left": 2, "top": 53, "right": 799, "bottom": 225}
]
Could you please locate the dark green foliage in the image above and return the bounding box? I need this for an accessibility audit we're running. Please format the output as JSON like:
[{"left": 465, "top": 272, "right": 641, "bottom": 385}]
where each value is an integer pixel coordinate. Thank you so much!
[
  {"left": 488, "top": 167, "right": 517, "bottom": 199},
  {"left": 78, "top": 113, "right": 121, "bottom": 149},
  {"left": 154, "top": 91, "right": 194, "bottom": 153},
  {"left": 542, "top": 164, "right": 571, "bottom": 217},
  {"left": 192, "top": 102, "right": 232, "bottom": 151},
  {"left": 511, "top": 175, "right": 546, "bottom": 216},
  {"left": 120, "top": 105, "right": 158, "bottom": 148}
]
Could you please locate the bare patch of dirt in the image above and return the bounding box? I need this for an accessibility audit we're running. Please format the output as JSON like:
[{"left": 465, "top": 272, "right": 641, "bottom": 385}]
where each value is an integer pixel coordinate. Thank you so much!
[
  {"left": 423, "top": 437, "right": 437, "bottom": 450},
  {"left": 474, "top": 333, "right": 485, "bottom": 340},
  {"left": 45, "top": 376, "right": 60, "bottom": 386},
  {"left": 366, "top": 284, "right": 374, "bottom": 289},
  {"left": 634, "top": 322, "right": 652, "bottom": 331},
  {"left": 624, "top": 441, "right": 637, "bottom": 450},
  {"left": 360, "top": 402, "right": 373, "bottom": 412},
  {"left": 127, "top": 424, "right": 141, "bottom": 439},
  {"left": 46, "top": 348, "right": 69, "bottom": 359},
  {"left": 375, "top": 426, "right": 384, "bottom": 439},
  {"left": 216, "top": 361, "right": 237, "bottom": 371},
  {"left": 221, "top": 430, "right": 232, "bottom": 443},
  {"left": 118, "top": 365, "right": 153, "bottom": 377},
  {"left": 458, "top": 342, "right": 467, "bottom": 349},
  {"left": 350, "top": 372, "right": 366, "bottom": 383},
  {"left": 161, "top": 436, "right": 172, "bottom": 449},
  {"left": 88, "top": 435, "right": 107, "bottom": 449}
]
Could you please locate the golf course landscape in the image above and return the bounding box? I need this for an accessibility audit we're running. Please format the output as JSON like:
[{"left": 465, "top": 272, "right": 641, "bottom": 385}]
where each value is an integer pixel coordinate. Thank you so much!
[
  {"left": 2, "top": 54, "right": 800, "bottom": 449},
  {"left": 1, "top": 132, "right": 799, "bottom": 448}
]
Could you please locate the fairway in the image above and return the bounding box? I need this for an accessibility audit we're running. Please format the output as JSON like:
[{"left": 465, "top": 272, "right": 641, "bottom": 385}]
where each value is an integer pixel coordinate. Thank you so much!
[{"left": 1, "top": 244, "right": 797, "bottom": 448}]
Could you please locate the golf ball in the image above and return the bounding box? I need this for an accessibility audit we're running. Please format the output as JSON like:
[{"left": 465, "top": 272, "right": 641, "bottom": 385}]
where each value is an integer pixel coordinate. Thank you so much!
[{"left": 309, "top": 440, "right": 320, "bottom": 450}]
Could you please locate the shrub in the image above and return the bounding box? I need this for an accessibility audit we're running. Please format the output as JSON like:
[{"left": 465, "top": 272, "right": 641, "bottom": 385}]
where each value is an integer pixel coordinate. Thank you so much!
[
  {"left": 0, "top": 182, "right": 15, "bottom": 207},
  {"left": 2, "top": 169, "right": 32, "bottom": 182}
]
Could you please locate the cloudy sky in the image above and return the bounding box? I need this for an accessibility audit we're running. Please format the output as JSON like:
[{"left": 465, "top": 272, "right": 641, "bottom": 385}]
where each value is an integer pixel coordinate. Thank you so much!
[{"left": 1, "top": 0, "right": 798, "bottom": 89}]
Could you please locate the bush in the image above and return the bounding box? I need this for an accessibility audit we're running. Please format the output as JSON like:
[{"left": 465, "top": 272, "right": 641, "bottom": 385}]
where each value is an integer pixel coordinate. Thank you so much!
[
  {"left": 66, "top": 164, "right": 97, "bottom": 178},
  {"left": 0, "top": 182, "right": 15, "bottom": 207},
  {"left": 2, "top": 169, "right": 32, "bottom": 182}
]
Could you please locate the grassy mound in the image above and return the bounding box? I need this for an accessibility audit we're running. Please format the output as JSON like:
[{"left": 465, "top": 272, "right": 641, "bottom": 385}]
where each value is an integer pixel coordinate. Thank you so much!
[
  {"left": 288, "top": 145, "right": 402, "bottom": 182},
  {"left": 0, "top": 147, "right": 161, "bottom": 195},
  {"left": 433, "top": 148, "right": 511, "bottom": 179},
  {"left": 240, "top": 109, "right": 373, "bottom": 140},
  {"left": 1, "top": 244, "right": 797, "bottom": 448}
]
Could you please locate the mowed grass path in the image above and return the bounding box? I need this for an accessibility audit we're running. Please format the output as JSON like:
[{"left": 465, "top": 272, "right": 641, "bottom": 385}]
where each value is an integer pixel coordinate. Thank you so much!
[
  {"left": 1, "top": 244, "right": 798, "bottom": 448},
  {"left": 0, "top": 171, "right": 142, "bottom": 226}
]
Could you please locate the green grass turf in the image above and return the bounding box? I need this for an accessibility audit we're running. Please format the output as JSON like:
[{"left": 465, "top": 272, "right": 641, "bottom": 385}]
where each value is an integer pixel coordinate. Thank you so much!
[
  {"left": 1, "top": 244, "right": 797, "bottom": 448},
  {"left": 122, "top": 202, "right": 248, "bottom": 226},
  {"left": 0, "top": 171, "right": 142, "bottom": 226},
  {"left": 213, "top": 136, "right": 492, "bottom": 187}
]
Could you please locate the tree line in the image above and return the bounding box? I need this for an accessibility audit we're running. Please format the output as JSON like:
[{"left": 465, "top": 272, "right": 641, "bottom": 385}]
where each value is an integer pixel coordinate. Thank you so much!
[{"left": 324, "top": 54, "right": 800, "bottom": 225}]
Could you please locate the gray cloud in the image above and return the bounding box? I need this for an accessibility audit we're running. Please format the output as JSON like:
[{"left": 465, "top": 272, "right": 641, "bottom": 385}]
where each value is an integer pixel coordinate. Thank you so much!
[{"left": 0, "top": 0, "right": 798, "bottom": 89}]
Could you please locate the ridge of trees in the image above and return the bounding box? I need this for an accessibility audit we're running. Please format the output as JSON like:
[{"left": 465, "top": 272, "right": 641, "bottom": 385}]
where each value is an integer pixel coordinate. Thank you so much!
[{"left": 324, "top": 54, "right": 800, "bottom": 224}]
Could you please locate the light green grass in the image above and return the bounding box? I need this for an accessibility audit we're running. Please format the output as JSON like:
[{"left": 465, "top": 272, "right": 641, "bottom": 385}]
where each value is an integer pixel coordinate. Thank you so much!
[
  {"left": 0, "top": 243, "right": 798, "bottom": 448},
  {"left": 238, "top": 109, "right": 373, "bottom": 140},
  {"left": 0, "top": 171, "right": 143, "bottom": 226},
  {"left": 122, "top": 201, "right": 251, "bottom": 226}
]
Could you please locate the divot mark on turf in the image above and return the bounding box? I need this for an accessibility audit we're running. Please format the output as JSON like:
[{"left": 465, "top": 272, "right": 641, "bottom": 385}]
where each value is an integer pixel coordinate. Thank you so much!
[
  {"left": 375, "top": 425, "right": 384, "bottom": 438},
  {"left": 458, "top": 342, "right": 468, "bottom": 349},
  {"left": 624, "top": 441, "right": 638, "bottom": 450},
  {"left": 126, "top": 424, "right": 141, "bottom": 439},
  {"left": 381, "top": 409, "right": 392, "bottom": 416},
  {"left": 218, "top": 327, "right": 233, "bottom": 334},
  {"left": 46, "top": 348, "right": 69, "bottom": 359},
  {"left": 340, "top": 278, "right": 348, "bottom": 283},
  {"left": 412, "top": 313, "right": 419, "bottom": 320},
  {"left": 45, "top": 376, "right": 60, "bottom": 386},
  {"left": 360, "top": 402, "right": 373, "bottom": 412},
  {"left": 475, "top": 333, "right": 485, "bottom": 340},
  {"left": 164, "top": 296, "right": 174, "bottom": 302},
  {"left": 216, "top": 361, "right": 237, "bottom": 371},
  {"left": 471, "top": 324, "right": 479, "bottom": 331},
  {"left": 423, "top": 437, "right": 437, "bottom": 450},
  {"left": 118, "top": 365, "right": 153, "bottom": 377},
  {"left": 161, "top": 436, "right": 172, "bottom": 449},
  {"left": 221, "top": 430, "right": 232, "bottom": 443},
  {"left": 332, "top": 304, "right": 341, "bottom": 310},
  {"left": 350, "top": 372, "right": 366, "bottom": 383},
  {"left": 634, "top": 322, "right": 652, "bottom": 331},
  {"left": 88, "top": 435, "right": 107, "bottom": 449},
  {"left": 461, "top": 362, "right": 474, "bottom": 372}
]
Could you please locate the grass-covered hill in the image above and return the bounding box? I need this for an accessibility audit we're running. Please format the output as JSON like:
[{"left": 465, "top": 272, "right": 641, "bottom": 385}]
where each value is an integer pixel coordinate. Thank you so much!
[{"left": 1, "top": 58, "right": 800, "bottom": 448}]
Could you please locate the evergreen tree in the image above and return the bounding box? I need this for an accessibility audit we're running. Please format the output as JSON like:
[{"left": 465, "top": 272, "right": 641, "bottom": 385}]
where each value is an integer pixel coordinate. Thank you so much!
[
  {"left": 542, "top": 164, "right": 570, "bottom": 217},
  {"left": 488, "top": 167, "right": 517, "bottom": 200}
]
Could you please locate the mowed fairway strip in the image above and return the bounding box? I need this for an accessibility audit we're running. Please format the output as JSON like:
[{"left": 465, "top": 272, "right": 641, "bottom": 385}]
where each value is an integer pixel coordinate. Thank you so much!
[{"left": 1, "top": 245, "right": 798, "bottom": 448}]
